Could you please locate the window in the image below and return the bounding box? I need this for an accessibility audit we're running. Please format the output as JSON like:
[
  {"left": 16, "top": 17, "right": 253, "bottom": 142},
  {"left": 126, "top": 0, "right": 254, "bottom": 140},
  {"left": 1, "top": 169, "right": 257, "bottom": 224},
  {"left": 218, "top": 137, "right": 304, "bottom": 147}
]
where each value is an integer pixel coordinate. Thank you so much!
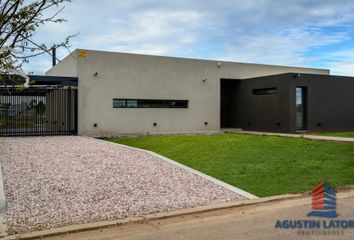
[
  {"left": 296, "top": 87, "right": 307, "bottom": 130},
  {"left": 113, "top": 99, "right": 126, "bottom": 108},
  {"left": 252, "top": 87, "right": 277, "bottom": 95},
  {"left": 113, "top": 99, "right": 189, "bottom": 108},
  {"left": 127, "top": 100, "right": 138, "bottom": 107}
]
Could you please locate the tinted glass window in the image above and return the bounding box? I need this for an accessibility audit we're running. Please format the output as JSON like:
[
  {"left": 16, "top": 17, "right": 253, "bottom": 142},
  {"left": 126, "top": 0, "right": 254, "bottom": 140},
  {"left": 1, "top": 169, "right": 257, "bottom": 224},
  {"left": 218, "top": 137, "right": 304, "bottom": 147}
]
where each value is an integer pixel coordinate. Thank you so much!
[
  {"left": 252, "top": 88, "right": 277, "bottom": 95},
  {"left": 296, "top": 87, "right": 306, "bottom": 130},
  {"left": 113, "top": 99, "right": 188, "bottom": 108},
  {"left": 113, "top": 99, "right": 126, "bottom": 108}
]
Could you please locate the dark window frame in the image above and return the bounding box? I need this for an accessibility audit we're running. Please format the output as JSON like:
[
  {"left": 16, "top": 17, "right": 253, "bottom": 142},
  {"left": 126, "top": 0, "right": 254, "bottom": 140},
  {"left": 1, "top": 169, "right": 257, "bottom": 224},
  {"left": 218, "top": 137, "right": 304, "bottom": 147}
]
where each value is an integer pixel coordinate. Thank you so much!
[
  {"left": 252, "top": 87, "right": 277, "bottom": 95},
  {"left": 113, "top": 99, "right": 189, "bottom": 109}
]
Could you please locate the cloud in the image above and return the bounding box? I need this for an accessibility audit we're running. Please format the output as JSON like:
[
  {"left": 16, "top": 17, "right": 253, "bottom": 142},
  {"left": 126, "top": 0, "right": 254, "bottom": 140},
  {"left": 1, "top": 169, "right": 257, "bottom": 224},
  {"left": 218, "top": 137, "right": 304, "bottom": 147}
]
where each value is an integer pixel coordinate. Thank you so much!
[
  {"left": 81, "top": 9, "right": 205, "bottom": 55},
  {"left": 216, "top": 28, "right": 349, "bottom": 67},
  {"left": 320, "top": 50, "right": 354, "bottom": 76},
  {"left": 21, "top": 0, "right": 354, "bottom": 76}
]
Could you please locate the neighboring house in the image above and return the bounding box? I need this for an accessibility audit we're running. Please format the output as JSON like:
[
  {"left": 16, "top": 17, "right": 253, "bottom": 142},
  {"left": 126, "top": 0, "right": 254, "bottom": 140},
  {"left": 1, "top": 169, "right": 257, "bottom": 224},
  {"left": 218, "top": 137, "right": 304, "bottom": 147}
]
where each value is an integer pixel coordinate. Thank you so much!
[{"left": 40, "top": 49, "right": 353, "bottom": 135}]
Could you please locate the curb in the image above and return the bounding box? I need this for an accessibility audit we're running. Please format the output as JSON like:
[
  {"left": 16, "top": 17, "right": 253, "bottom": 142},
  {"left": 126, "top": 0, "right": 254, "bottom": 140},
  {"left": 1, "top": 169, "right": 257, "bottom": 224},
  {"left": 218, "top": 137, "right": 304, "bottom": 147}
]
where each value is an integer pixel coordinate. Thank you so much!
[
  {"left": 224, "top": 129, "right": 354, "bottom": 144},
  {"left": 90, "top": 130, "right": 223, "bottom": 138},
  {"left": 91, "top": 137, "right": 258, "bottom": 199},
  {"left": 223, "top": 129, "right": 302, "bottom": 138},
  {"left": 4, "top": 188, "right": 354, "bottom": 239},
  {"left": 303, "top": 135, "right": 354, "bottom": 144},
  {"left": 2, "top": 192, "right": 307, "bottom": 240}
]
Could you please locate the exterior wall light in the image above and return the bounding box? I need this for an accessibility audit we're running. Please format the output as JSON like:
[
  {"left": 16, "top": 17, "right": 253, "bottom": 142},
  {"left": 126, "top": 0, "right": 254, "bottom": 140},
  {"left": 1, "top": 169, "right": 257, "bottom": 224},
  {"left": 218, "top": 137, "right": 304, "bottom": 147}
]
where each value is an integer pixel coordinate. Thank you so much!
[
  {"left": 94, "top": 72, "right": 98, "bottom": 76},
  {"left": 202, "top": 78, "right": 207, "bottom": 82},
  {"left": 217, "top": 62, "right": 222, "bottom": 68}
]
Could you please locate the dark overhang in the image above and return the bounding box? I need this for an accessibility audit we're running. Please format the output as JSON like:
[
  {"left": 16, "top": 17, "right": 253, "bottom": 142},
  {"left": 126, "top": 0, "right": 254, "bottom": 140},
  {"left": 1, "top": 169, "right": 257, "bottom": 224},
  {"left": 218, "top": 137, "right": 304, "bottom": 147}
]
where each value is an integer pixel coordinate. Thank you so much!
[
  {"left": 29, "top": 75, "right": 78, "bottom": 86},
  {"left": 0, "top": 74, "right": 78, "bottom": 86}
]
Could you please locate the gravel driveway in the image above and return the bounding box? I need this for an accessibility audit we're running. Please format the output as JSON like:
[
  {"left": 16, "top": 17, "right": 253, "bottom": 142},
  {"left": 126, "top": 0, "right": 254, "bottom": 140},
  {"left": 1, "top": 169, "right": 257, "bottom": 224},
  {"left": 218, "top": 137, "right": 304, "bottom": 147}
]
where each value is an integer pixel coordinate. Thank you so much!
[{"left": 0, "top": 136, "right": 245, "bottom": 234}]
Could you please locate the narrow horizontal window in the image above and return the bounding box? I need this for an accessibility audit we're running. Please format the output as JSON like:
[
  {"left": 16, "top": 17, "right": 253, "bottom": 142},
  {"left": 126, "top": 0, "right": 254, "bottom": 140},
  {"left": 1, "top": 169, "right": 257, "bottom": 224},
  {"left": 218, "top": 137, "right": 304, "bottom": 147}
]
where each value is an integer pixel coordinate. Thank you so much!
[
  {"left": 113, "top": 99, "right": 127, "bottom": 108},
  {"left": 252, "top": 87, "right": 277, "bottom": 95},
  {"left": 113, "top": 99, "right": 189, "bottom": 108}
]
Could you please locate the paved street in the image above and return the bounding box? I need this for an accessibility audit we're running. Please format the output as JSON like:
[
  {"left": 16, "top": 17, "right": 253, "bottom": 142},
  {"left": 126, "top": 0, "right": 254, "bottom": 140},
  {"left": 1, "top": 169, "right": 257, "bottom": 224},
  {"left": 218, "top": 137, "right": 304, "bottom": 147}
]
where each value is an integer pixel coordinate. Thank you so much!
[{"left": 44, "top": 190, "right": 354, "bottom": 240}]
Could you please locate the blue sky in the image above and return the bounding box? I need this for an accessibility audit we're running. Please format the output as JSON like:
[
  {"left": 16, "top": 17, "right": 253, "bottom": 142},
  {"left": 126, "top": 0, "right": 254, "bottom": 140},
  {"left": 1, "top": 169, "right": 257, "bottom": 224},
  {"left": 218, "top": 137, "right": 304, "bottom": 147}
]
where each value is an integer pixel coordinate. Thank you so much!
[{"left": 25, "top": 0, "right": 354, "bottom": 76}]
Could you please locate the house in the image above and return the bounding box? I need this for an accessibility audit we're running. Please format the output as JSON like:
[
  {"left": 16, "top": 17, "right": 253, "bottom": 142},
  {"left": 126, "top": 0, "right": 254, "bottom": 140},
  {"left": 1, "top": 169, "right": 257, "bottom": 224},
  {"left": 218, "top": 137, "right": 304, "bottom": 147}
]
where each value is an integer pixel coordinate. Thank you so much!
[{"left": 44, "top": 49, "right": 354, "bottom": 136}]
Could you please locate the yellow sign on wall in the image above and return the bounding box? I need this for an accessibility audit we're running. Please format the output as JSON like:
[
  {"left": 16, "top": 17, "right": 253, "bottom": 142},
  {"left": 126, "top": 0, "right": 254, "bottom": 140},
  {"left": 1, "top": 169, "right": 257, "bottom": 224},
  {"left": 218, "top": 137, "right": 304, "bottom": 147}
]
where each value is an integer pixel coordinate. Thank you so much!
[{"left": 78, "top": 51, "right": 88, "bottom": 58}]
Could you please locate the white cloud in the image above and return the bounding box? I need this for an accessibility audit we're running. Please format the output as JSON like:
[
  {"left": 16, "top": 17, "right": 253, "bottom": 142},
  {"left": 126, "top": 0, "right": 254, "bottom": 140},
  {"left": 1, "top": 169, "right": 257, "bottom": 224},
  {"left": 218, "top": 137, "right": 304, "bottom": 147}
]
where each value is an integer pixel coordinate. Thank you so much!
[
  {"left": 80, "top": 10, "right": 205, "bottom": 55},
  {"left": 20, "top": 0, "right": 354, "bottom": 75},
  {"left": 215, "top": 27, "right": 349, "bottom": 67},
  {"left": 320, "top": 50, "right": 354, "bottom": 76}
]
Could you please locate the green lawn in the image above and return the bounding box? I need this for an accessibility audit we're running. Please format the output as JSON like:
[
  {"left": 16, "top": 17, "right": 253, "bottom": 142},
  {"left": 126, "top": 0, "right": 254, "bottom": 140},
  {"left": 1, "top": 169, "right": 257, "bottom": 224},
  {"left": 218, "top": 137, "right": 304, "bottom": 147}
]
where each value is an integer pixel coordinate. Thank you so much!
[
  {"left": 103, "top": 133, "right": 354, "bottom": 197},
  {"left": 312, "top": 132, "right": 354, "bottom": 138}
]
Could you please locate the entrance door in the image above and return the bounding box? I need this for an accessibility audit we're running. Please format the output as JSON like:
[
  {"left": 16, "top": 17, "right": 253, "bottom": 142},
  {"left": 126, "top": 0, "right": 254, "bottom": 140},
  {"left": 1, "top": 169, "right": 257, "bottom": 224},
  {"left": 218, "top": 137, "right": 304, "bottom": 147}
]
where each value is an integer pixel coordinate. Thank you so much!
[{"left": 220, "top": 79, "right": 240, "bottom": 128}]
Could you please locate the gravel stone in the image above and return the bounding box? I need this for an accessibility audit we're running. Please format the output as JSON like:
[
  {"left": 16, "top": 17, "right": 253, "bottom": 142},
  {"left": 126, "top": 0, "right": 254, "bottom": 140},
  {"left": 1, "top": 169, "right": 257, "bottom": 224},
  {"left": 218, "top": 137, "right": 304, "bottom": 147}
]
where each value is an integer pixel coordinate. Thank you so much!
[{"left": 0, "top": 136, "right": 245, "bottom": 234}]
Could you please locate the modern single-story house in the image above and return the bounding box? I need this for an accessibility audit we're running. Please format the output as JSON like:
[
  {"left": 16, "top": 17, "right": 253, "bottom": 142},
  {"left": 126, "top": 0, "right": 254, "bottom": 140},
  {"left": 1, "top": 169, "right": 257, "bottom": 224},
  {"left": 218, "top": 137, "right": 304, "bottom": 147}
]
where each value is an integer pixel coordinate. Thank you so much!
[
  {"left": 44, "top": 49, "right": 354, "bottom": 136},
  {"left": 2, "top": 49, "right": 354, "bottom": 137}
]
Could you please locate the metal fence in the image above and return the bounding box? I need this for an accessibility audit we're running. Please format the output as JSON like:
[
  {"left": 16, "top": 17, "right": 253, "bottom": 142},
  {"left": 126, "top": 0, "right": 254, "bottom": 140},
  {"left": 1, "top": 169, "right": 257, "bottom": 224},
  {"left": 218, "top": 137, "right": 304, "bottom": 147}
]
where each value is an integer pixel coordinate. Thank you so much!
[{"left": 0, "top": 87, "right": 77, "bottom": 137}]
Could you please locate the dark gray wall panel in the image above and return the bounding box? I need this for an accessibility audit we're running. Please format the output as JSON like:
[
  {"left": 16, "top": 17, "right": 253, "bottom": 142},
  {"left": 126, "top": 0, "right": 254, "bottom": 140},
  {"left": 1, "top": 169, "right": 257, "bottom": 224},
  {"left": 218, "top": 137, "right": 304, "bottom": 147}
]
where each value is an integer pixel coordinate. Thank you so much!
[
  {"left": 290, "top": 74, "right": 354, "bottom": 133},
  {"left": 221, "top": 73, "right": 354, "bottom": 133}
]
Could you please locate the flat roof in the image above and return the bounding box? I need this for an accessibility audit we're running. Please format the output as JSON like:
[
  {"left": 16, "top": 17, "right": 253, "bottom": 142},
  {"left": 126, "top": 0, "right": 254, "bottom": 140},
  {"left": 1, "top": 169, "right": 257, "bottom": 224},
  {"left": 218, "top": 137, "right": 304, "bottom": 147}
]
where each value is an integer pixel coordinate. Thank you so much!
[{"left": 74, "top": 48, "right": 330, "bottom": 73}]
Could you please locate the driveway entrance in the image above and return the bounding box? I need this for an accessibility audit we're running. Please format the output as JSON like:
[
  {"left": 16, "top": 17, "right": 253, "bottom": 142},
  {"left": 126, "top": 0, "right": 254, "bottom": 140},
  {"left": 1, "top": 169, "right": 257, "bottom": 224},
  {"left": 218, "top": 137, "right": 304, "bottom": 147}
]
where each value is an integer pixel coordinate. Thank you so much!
[{"left": 0, "top": 75, "right": 78, "bottom": 137}]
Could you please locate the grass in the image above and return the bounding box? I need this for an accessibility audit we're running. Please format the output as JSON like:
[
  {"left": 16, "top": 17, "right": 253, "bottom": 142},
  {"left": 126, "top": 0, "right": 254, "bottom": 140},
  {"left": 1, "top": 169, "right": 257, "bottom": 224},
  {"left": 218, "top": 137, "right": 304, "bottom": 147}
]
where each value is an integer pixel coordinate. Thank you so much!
[
  {"left": 103, "top": 133, "right": 354, "bottom": 197},
  {"left": 312, "top": 132, "right": 354, "bottom": 138}
]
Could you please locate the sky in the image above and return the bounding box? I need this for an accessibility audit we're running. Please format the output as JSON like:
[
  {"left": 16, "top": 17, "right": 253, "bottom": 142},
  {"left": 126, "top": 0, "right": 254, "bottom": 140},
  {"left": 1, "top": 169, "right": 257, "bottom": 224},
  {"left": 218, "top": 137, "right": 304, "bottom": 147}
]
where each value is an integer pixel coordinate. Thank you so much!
[{"left": 25, "top": 0, "right": 354, "bottom": 76}]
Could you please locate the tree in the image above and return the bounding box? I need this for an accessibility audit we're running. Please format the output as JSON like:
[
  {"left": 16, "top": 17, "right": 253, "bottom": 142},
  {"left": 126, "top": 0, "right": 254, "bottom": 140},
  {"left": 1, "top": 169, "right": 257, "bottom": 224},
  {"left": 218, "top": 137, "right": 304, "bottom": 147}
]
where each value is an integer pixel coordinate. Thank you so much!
[{"left": 0, "top": 0, "right": 76, "bottom": 82}]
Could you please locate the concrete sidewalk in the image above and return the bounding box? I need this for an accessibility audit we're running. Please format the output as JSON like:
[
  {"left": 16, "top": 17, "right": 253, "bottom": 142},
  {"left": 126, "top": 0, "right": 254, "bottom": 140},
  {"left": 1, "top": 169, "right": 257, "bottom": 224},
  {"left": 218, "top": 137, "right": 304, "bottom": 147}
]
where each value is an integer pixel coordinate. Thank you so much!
[
  {"left": 41, "top": 190, "right": 354, "bottom": 240},
  {"left": 223, "top": 129, "right": 354, "bottom": 144}
]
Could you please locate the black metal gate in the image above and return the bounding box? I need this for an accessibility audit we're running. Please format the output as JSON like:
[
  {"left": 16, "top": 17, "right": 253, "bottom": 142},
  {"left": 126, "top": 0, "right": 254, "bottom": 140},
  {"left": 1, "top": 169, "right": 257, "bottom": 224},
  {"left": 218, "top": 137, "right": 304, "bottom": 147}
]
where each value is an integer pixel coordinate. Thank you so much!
[{"left": 0, "top": 87, "right": 77, "bottom": 137}]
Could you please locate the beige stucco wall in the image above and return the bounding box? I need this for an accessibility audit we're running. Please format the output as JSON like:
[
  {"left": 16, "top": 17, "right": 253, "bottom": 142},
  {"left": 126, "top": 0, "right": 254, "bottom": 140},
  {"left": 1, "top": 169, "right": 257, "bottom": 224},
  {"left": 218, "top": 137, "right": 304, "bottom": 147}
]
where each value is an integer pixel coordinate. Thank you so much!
[
  {"left": 47, "top": 49, "right": 329, "bottom": 135},
  {"left": 46, "top": 52, "right": 77, "bottom": 77}
]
